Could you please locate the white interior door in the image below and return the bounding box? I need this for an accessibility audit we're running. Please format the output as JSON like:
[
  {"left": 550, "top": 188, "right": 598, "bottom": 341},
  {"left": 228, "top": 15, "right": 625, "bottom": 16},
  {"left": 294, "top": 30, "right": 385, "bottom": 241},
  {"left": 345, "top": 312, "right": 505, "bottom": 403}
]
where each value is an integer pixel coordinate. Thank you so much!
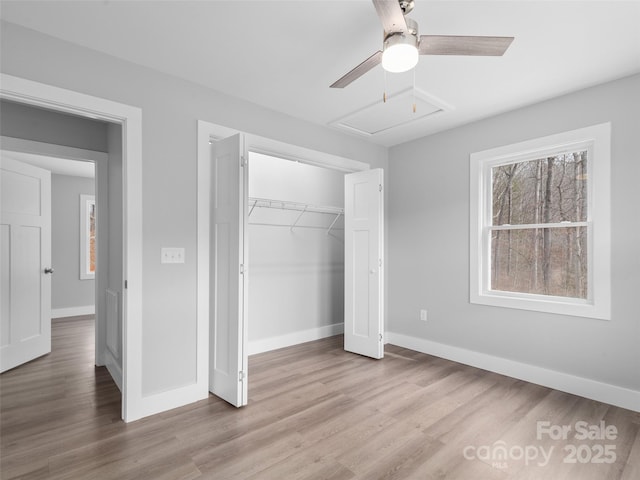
[
  {"left": 209, "top": 134, "right": 248, "bottom": 407},
  {"left": 344, "top": 168, "right": 384, "bottom": 359},
  {"left": 1, "top": 157, "right": 52, "bottom": 372}
]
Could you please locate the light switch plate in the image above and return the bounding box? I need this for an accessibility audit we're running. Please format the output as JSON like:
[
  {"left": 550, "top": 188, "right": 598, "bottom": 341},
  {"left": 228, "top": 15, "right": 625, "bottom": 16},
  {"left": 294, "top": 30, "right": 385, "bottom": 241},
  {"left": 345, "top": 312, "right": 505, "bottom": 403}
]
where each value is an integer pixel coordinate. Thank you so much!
[{"left": 161, "top": 247, "right": 185, "bottom": 264}]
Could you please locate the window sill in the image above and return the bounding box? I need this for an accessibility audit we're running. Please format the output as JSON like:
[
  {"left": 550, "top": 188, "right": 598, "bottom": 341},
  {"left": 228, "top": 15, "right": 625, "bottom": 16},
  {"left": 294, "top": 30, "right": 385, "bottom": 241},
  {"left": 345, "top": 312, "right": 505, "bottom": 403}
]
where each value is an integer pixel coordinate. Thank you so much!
[{"left": 470, "top": 290, "right": 610, "bottom": 320}]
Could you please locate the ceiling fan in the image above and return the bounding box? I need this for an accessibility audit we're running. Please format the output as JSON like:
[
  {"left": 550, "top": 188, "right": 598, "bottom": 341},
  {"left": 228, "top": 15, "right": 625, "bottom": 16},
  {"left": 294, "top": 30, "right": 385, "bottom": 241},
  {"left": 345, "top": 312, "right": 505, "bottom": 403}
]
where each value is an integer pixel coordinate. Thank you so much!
[{"left": 330, "top": 0, "right": 514, "bottom": 88}]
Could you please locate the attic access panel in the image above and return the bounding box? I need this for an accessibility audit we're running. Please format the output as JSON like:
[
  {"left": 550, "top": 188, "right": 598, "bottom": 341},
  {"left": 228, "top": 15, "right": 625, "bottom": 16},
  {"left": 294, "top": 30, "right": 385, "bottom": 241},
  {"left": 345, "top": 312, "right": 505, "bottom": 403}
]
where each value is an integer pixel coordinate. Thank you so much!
[{"left": 331, "top": 87, "right": 451, "bottom": 137}]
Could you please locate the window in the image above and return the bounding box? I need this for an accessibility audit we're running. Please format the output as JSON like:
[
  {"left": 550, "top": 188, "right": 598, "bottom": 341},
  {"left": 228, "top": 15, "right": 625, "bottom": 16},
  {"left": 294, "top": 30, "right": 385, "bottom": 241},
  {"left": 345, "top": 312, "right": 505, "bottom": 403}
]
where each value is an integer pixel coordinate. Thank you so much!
[
  {"left": 80, "top": 194, "right": 96, "bottom": 280},
  {"left": 470, "top": 123, "right": 611, "bottom": 319}
]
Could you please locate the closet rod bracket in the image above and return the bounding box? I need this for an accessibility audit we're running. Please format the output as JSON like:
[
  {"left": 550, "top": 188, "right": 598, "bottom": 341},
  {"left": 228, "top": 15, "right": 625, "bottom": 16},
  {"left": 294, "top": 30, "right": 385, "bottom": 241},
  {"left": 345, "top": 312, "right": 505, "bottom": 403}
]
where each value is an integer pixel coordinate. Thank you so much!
[
  {"left": 248, "top": 199, "right": 258, "bottom": 217},
  {"left": 326, "top": 213, "right": 342, "bottom": 235},
  {"left": 290, "top": 206, "right": 308, "bottom": 232}
]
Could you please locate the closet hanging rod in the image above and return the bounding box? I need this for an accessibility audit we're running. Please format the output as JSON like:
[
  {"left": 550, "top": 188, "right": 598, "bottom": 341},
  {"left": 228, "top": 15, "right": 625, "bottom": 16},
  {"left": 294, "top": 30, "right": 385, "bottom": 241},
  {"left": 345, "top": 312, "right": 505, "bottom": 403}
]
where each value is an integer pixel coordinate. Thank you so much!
[
  {"left": 248, "top": 222, "right": 344, "bottom": 231},
  {"left": 247, "top": 197, "right": 344, "bottom": 216}
]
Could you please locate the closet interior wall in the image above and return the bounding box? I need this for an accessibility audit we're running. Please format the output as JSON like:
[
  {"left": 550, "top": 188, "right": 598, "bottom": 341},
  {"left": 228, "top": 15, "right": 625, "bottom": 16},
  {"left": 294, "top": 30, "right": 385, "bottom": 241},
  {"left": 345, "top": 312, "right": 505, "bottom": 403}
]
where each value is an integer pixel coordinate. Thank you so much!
[{"left": 247, "top": 152, "right": 345, "bottom": 352}]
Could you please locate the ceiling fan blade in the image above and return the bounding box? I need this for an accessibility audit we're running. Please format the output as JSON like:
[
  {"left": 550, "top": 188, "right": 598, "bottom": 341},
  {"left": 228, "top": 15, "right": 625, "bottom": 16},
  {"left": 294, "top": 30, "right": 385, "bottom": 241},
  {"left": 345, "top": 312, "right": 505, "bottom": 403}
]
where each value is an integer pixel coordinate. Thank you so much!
[
  {"left": 330, "top": 51, "right": 383, "bottom": 88},
  {"left": 372, "top": 0, "right": 407, "bottom": 34},
  {"left": 419, "top": 35, "right": 514, "bottom": 56}
]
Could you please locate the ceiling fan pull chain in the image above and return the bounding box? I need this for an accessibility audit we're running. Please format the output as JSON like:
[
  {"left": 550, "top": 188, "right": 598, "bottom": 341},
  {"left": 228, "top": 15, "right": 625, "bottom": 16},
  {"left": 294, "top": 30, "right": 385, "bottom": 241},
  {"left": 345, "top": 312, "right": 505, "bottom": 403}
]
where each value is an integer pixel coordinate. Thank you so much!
[
  {"left": 412, "top": 68, "right": 417, "bottom": 113},
  {"left": 383, "top": 70, "right": 387, "bottom": 103}
]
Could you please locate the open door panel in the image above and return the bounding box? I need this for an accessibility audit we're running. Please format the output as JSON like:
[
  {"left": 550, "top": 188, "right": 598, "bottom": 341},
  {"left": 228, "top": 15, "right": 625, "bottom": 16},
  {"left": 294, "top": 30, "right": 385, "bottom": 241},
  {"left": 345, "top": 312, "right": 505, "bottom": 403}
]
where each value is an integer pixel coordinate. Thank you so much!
[
  {"left": 344, "top": 168, "right": 384, "bottom": 359},
  {"left": 0, "top": 157, "right": 52, "bottom": 373},
  {"left": 209, "top": 134, "right": 248, "bottom": 407}
]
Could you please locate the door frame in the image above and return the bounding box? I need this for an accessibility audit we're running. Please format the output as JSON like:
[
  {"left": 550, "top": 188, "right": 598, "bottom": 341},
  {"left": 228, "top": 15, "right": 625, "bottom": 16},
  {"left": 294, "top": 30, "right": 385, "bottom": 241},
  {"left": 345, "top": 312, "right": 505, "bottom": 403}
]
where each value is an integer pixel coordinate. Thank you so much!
[
  {"left": 0, "top": 74, "right": 143, "bottom": 422},
  {"left": 197, "top": 120, "right": 371, "bottom": 401}
]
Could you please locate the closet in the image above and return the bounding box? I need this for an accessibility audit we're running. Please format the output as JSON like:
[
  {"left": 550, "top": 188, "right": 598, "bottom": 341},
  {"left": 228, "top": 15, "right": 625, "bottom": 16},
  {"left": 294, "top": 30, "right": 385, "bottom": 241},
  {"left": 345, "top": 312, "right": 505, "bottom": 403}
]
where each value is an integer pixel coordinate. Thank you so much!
[
  {"left": 247, "top": 152, "right": 346, "bottom": 354},
  {"left": 206, "top": 129, "right": 384, "bottom": 407}
]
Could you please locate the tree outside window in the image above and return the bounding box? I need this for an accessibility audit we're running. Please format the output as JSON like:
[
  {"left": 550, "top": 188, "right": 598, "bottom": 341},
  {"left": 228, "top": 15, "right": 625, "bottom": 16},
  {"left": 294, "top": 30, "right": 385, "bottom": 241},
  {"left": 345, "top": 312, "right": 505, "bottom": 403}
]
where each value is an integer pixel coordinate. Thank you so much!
[{"left": 490, "top": 152, "right": 588, "bottom": 299}]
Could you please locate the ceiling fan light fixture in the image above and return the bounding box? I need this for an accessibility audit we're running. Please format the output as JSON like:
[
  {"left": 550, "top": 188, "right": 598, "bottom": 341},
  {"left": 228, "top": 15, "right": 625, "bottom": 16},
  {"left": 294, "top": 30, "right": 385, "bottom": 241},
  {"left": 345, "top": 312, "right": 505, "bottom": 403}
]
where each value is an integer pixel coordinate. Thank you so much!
[
  {"left": 381, "top": 31, "right": 419, "bottom": 73},
  {"left": 330, "top": 1, "right": 514, "bottom": 88}
]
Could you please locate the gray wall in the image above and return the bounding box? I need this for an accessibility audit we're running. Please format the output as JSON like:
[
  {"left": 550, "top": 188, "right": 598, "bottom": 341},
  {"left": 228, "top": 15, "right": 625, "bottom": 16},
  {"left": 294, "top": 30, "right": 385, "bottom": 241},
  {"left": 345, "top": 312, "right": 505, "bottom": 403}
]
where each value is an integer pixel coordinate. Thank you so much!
[
  {"left": 248, "top": 153, "right": 344, "bottom": 343},
  {"left": 0, "top": 21, "right": 388, "bottom": 397},
  {"left": 51, "top": 174, "right": 95, "bottom": 310},
  {"left": 388, "top": 73, "right": 640, "bottom": 392},
  {"left": 0, "top": 99, "right": 109, "bottom": 152}
]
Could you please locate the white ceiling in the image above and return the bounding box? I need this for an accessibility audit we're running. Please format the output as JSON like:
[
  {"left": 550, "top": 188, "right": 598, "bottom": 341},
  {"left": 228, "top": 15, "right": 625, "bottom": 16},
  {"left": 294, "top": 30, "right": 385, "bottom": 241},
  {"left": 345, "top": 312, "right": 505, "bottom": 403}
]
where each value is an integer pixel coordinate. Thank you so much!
[{"left": 1, "top": 1, "right": 639, "bottom": 146}]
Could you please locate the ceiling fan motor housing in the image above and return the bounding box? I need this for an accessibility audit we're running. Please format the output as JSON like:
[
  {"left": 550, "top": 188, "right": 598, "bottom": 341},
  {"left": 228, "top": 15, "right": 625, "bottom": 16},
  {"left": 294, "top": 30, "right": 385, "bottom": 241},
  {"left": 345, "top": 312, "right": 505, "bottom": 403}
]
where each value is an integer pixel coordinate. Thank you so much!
[{"left": 383, "top": 29, "right": 419, "bottom": 53}]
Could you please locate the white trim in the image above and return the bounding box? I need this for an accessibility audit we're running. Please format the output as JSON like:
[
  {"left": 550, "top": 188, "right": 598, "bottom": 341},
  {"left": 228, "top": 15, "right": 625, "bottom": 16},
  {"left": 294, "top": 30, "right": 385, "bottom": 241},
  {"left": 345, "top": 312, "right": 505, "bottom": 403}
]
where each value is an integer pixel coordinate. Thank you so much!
[
  {"left": 196, "top": 121, "right": 211, "bottom": 406},
  {"left": 51, "top": 305, "right": 96, "bottom": 318},
  {"left": 469, "top": 123, "right": 611, "bottom": 320},
  {"left": 199, "top": 121, "right": 370, "bottom": 174},
  {"left": 105, "top": 349, "right": 123, "bottom": 392},
  {"left": 249, "top": 323, "right": 345, "bottom": 356},
  {"left": 386, "top": 331, "right": 640, "bottom": 413},
  {"left": 0, "top": 74, "right": 144, "bottom": 422}
]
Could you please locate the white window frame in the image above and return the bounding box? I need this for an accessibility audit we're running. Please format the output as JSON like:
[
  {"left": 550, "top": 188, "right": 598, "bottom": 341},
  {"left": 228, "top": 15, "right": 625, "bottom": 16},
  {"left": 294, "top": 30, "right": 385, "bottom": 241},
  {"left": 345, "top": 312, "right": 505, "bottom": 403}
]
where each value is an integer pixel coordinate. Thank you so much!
[{"left": 470, "top": 123, "right": 611, "bottom": 320}]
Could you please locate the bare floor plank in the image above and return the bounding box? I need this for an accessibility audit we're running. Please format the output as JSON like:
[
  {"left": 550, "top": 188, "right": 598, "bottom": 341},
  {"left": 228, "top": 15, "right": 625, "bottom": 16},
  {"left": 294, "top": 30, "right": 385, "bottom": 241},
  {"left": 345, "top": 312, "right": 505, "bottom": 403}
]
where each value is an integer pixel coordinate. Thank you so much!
[{"left": 1, "top": 317, "right": 638, "bottom": 479}]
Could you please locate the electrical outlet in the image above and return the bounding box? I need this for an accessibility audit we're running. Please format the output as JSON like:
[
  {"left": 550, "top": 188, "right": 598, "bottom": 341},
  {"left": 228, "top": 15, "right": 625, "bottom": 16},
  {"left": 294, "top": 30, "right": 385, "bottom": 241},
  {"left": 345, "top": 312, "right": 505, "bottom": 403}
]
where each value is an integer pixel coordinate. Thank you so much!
[
  {"left": 161, "top": 247, "right": 185, "bottom": 264},
  {"left": 420, "top": 309, "right": 428, "bottom": 322}
]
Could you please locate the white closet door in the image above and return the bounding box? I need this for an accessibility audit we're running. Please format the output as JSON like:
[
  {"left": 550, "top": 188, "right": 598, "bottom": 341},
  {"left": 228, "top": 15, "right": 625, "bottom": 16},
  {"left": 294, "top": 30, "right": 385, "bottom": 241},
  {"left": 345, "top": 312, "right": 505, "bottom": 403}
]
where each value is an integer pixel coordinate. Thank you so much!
[
  {"left": 209, "top": 134, "right": 248, "bottom": 407},
  {"left": 344, "top": 168, "right": 384, "bottom": 359},
  {"left": 1, "top": 157, "right": 52, "bottom": 372}
]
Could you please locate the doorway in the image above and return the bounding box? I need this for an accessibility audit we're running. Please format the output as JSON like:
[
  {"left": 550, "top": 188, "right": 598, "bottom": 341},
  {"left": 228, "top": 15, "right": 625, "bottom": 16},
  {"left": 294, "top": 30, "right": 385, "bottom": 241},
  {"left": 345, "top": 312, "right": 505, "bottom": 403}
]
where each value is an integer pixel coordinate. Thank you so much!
[
  {"left": 0, "top": 74, "right": 143, "bottom": 421},
  {"left": 0, "top": 137, "right": 127, "bottom": 389},
  {"left": 1, "top": 128, "right": 123, "bottom": 381}
]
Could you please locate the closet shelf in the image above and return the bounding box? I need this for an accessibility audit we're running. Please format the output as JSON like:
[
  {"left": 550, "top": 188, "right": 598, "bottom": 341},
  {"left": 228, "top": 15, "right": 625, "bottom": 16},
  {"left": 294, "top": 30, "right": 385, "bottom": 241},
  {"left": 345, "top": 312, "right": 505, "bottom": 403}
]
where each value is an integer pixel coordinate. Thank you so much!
[
  {"left": 248, "top": 196, "right": 344, "bottom": 234},
  {"left": 248, "top": 197, "right": 343, "bottom": 215}
]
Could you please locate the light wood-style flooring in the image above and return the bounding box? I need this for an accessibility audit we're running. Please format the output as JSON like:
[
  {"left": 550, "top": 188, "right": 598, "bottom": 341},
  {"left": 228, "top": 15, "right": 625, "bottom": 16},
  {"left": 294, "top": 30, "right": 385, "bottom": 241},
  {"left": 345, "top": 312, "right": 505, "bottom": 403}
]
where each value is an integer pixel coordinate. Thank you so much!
[{"left": 1, "top": 316, "right": 639, "bottom": 479}]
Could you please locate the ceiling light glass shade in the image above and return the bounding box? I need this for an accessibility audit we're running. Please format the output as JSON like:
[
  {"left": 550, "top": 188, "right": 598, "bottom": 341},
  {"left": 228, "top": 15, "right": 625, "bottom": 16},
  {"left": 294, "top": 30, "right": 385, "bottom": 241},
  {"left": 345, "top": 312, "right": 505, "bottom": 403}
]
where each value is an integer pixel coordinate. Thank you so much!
[{"left": 382, "top": 34, "right": 419, "bottom": 73}]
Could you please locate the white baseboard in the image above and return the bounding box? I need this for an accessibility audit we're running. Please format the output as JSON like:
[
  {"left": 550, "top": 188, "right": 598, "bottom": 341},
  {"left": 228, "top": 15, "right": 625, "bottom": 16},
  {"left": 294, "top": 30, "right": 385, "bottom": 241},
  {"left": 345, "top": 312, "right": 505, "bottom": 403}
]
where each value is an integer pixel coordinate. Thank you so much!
[
  {"left": 104, "top": 349, "right": 122, "bottom": 393},
  {"left": 52, "top": 305, "right": 95, "bottom": 319},
  {"left": 385, "top": 331, "right": 640, "bottom": 413},
  {"left": 249, "top": 322, "right": 344, "bottom": 356},
  {"left": 127, "top": 383, "right": 209, "bottom": 423}
]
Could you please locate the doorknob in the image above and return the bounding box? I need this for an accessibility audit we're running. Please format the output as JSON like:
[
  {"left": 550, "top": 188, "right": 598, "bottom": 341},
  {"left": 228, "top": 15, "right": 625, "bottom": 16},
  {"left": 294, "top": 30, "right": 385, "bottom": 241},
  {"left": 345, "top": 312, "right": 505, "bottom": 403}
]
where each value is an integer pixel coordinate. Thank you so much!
[{"left": 44, "top": 267, "right": 54, "bottom": 274}]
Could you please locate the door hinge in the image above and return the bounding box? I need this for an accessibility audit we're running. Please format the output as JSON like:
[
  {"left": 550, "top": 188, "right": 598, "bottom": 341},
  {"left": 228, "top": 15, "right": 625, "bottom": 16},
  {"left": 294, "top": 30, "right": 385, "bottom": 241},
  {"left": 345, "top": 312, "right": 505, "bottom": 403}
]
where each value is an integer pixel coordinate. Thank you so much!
[
  {"left": 240, "top": 264, "right": 245, "bottom": 275},
  {"left": 379, "top": 333, "right": 383, "bottom": 342},
  {"left": 241, "top": 156, "right": 246, "bottom": 167},
  {"left": 239, "top": 371, "right": 245, "bottom": 381},
  {"left": 379, "top": 184, "right": 382, "bottom": 192},
  {"left": 124, "top": 280, "right": 128, "bottom": 289},
  {"left": 379, "top": 258, "right": 382, "bottom": 268}
]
